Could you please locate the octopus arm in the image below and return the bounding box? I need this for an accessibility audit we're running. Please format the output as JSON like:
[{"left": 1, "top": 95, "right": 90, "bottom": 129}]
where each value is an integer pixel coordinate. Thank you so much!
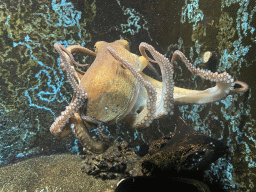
[
  {"left": 173, "top": 82, "right": 232, "bottom": 104},
  {"left": 107, "top": 46, "right": 157, "bottom": 128},
  {"left": 71, "top": 113, "right": 109, "bottom": 154},
  {"left": 139, "top": 43, "right": 174, "bottom": 118},
  {"left": 50, "top": 97, "right": 84, "bottom": 138}
]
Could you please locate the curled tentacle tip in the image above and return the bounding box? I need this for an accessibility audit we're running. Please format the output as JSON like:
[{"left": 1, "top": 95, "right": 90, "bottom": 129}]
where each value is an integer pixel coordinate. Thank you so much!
[{"left": 230, "top": 81, "right": 249, "bottom": 94}]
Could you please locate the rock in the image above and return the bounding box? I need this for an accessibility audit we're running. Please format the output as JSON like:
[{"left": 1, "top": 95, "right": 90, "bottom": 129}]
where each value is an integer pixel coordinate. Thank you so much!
[
  {"left": 142, "top": 118, "right": 229, "bottom": 178},
  {"left": 81, "top": 141, "right": 145, "bottom": 180}
]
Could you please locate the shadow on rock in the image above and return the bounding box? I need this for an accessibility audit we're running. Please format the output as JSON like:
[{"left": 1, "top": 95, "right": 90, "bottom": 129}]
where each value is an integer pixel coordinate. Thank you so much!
[{"left": 141, "top": 117, "right": 229, "bottom": 179}]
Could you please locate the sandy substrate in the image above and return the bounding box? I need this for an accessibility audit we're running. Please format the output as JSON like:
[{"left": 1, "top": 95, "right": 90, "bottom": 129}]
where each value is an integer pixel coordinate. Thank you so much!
[{"left": 0, "top": 154, "right": 118, "bottom": 192}]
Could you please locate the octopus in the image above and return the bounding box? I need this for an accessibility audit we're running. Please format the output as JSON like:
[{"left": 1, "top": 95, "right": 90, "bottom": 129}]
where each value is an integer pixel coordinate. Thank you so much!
[{"left": 50, "top": 40, "right": 248, "bottom": 153}]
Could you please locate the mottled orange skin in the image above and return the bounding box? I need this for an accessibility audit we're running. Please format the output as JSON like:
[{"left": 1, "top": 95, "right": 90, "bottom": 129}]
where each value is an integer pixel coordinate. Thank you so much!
[{"left": 80, "top": 40, "right": 148, "bottom": 123}]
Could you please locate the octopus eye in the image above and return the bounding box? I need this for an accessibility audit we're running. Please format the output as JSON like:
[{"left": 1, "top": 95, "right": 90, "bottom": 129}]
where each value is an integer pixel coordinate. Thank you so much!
[
  {"left": 94, "top": 45, "right": 99, "bottom": 53},
  {"left": 125, "top": 40, "right": 130, "bottom": 50},
  {"left": 94, "top": 41, "right": 105, "bottom": 52}
]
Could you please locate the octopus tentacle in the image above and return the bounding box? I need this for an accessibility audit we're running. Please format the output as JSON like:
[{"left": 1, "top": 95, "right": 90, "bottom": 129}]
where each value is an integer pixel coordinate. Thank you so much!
[
  {"left": 50, "top": 97, "right": 85, "bottom": 137},
  {"left": 148, "top": 62, "right": 161, "bottom": 80},
  {"left": 53, "top": 44, "right": 109, "bottom": 153},
  {"left": 171, "top": 50, "right": 234, "bottom": 84},
  {"left": 67, "top": 45, "right": 96, "bottom": 56},
  {"left": 107, "top": 46, "right": 157, "bottom": 128},
  {"left": 141, "top": 45, "right": 238, "bottom": 104},
  {"left": 170, "top": 50, "right": 235, "bottom": 103},
  {"left": 229, "top": 81, "right": 248, "bottom": 94},
  {"left": 71, "top": 113, "right": 109, "bottom": 154},
  {"left": 139, "top": 45, "right": 157, "bottom": 63},
  {"left": 81, "top": 114, "right": 101, "bottom": 124},
  {"left": 54, "top": 43, "right": 87, "bottom": 98},
  {"left": 80, "top": 114, "right": 109, "bottom": 139},
  {"left": 66, "top": 45, "right": 96, "bottom": 67},
  {"left": 51, "top": 44, "right": 87, "bottom": 139},
  {"left": 139, "top": 42, "right": 175, "bottom": 118}
]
